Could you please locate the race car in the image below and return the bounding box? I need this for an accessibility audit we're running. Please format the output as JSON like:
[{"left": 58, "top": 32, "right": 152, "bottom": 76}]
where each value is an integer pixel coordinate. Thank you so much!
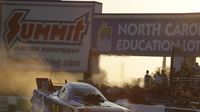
[{"left": 31, "top": 78, "right": 131, "bottom": 112}]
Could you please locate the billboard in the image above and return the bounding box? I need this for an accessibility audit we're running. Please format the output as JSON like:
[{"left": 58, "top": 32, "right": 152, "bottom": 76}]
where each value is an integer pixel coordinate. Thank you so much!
[
  {"left": 0, "top": 1, "right": 102, "bottom": 72},
  {"left": 92, "top": 14, "right": 200, "bottom": 56}
]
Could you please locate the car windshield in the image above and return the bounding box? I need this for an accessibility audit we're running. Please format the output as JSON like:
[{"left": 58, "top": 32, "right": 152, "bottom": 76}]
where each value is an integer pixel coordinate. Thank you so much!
[{"left": 71, "top": 86, "right": 106, "bottom": 105}]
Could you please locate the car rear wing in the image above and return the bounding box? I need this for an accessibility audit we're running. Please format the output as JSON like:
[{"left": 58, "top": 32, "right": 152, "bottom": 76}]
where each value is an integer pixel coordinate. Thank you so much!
[{"left": 36, "top": 78, "right": 67, "bottom": 92}]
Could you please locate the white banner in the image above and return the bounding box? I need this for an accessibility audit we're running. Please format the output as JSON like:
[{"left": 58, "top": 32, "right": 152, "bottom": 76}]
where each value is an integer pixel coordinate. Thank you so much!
[{"left": 0, "top": 1, "right": 102, "bottom": 72}]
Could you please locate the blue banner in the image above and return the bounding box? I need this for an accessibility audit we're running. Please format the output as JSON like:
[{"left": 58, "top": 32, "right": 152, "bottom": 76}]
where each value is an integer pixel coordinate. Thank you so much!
[{"left": 92, "top": 14, "right": 200, "bottom": 56}]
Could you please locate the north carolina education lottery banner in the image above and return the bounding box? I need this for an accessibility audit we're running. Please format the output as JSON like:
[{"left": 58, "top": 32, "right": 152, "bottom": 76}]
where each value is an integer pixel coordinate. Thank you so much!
[
  {"left": 92, "top": 14, "right": 200, "bottom": 56},
  {"left": 0, "top": 1, "right": 101, "bottom": 72}
]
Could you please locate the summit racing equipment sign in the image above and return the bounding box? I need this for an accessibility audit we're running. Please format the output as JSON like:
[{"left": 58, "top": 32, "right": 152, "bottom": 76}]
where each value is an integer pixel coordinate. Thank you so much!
[
  {"left": 4, "top": 10, "right": 88, "bottom": 49},
  {"left": 0, "top": 1, "right": 101, "bottom": 72},
  {"left": 92, "top": 14, "right": 200, "bottom": 56}
]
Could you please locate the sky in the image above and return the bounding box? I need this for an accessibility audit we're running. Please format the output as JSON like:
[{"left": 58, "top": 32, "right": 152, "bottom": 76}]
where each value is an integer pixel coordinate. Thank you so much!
[
  {"left": 70, "top": 0, "right": 200, "bottom": 84},
  {"left": 97, "top": 0, "right": 200, "bottom": 14}
]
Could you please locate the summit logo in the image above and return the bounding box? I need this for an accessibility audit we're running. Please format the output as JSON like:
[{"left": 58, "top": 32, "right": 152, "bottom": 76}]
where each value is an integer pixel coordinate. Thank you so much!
[{"left": 4, "top": 9, "right": 89, "bottom": 49}]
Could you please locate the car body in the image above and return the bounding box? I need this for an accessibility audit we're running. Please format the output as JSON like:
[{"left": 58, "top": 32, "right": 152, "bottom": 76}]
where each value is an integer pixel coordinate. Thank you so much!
[{"left": 31, "top": 78, "right": 131, "bottom": 112}]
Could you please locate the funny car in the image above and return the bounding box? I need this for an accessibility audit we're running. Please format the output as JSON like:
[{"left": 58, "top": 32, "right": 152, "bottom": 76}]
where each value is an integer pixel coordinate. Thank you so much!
[{"left": 31, "top": 78, "right": 131, "bottom": 112}]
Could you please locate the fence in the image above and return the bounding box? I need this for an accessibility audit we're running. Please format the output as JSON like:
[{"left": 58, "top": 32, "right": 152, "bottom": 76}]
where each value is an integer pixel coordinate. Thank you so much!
[{"left": 0, "top": 96, "right": 31, "bottom": 112}]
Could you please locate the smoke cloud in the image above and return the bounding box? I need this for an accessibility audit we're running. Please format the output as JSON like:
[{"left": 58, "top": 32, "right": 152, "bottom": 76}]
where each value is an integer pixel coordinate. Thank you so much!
[
  {"left": 91, "top": 69, "right": 108, "bottom": 85},
  {"left": 0, "top": 44, "right": 141, "bottom": 97},
  {"left": 0, "top": 46, "right": 82, "bottom": 96}
]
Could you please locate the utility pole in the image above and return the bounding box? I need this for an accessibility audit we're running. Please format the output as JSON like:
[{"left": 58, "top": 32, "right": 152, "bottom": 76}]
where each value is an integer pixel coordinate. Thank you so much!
[
  {"left": 170, "top": 47, "right": 175, "bottom": 87},
  {"left": 162, "top": 56, "right": 166, "bottom": 71}
]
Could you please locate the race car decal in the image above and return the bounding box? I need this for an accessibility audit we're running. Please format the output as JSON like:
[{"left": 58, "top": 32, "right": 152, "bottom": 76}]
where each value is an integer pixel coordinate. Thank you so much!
[
  {"left": 48, "top": 103, "right": 60, "bottom": 112},
  {"left": 45, "top": 97, "right": 74, "bottom": 112},
  {"left": 33, "top": 90, "right": 73, "bottom": 112}
]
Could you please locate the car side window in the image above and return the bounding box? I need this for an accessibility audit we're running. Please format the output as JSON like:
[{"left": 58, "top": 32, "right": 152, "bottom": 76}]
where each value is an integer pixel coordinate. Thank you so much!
[
  {"left": 59, "top": 88, "right": 65, "bottom": 97},
  {"left": 58, "top": 87, "right": 69, "bottom": 100}
]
